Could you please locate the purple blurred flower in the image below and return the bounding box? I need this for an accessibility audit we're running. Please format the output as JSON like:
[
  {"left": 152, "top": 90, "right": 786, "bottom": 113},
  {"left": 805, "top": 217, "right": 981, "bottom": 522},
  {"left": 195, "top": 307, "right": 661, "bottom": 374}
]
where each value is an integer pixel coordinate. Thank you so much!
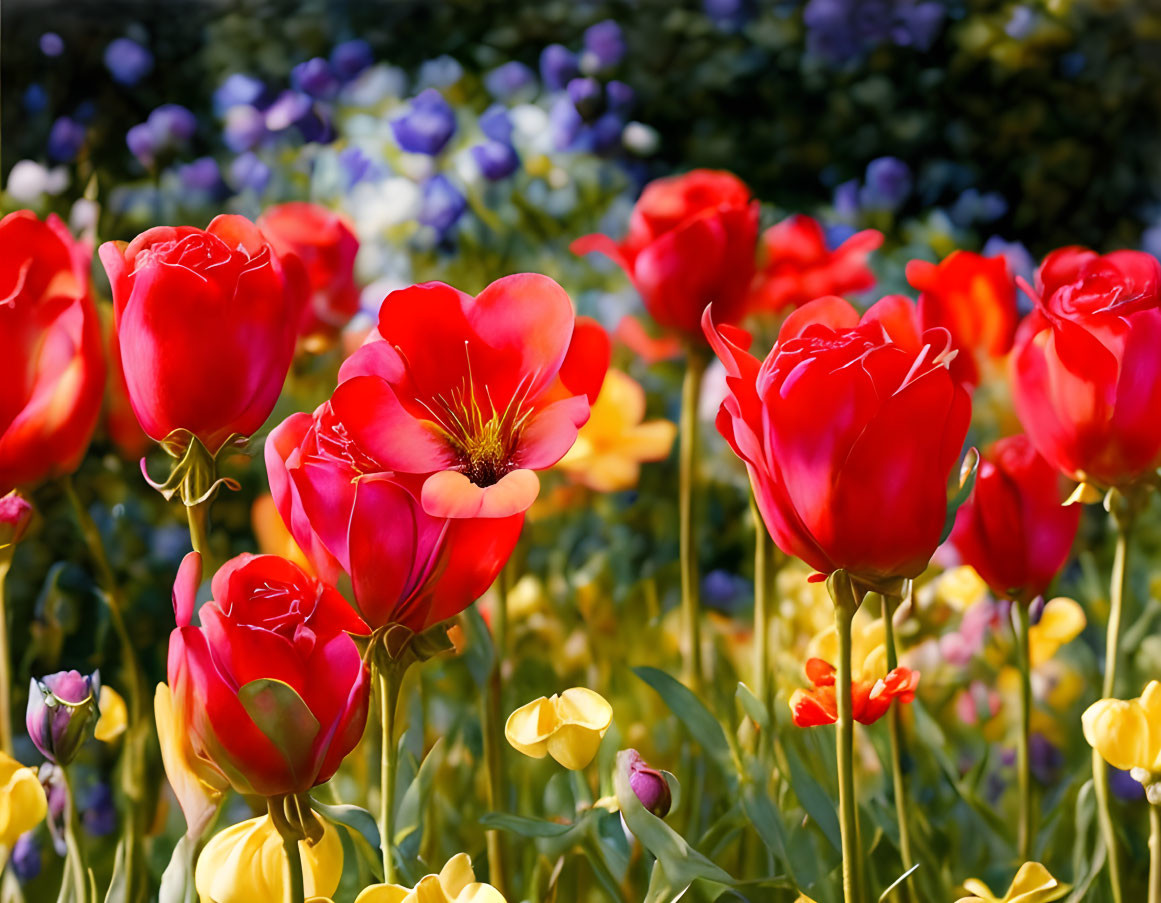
[
  {"left": 417, "top": 55, "right": 463, "bottom": 89},
  {"left": 704, "top": 0, "right": 752, "bottom": 31},
  {"left": 1110, "top": 766, "right": 1147, "bottom": 802},
  {"left": 540, "top": 44, "right": 579, "bottom": 91},
  {"left": 177, "top": 157, "right": 223, "bottom": 194},
  {"left": 40, "top": 33, "right": 64, "bottom": 57},
  {"left": 833, "top": 178, "right": 860, "bottom": 217},
  {"left": 485, "top": 61, "right": 536, "bottom": 100},
  {"left": 567, "top": 77, "right": 604, "bottom": 122},
  {"left": 825, "top": 222, "right": 858, "bottom": 249},
  {"left": 147, "top": 104, "right": 197, "bottom": 145},
  {"left": 126, "top": 123, "right": 157, "bottom": 167},
  {"left": 949, "top": 188, "right": 1008, "bottom": 227},
  {"left": 1029, "top": 732, "right": 1063, "bottom": 785},
  {"left": 229, "top": 152, "right": 271, "bottom": 194},
  {"left": 470, "top": 141, "right": 519, "bottom": 181},
  {"left": 859, "top": 156, "right": 912, "bottom": 212},
  {"left": 48, "top": 117, "right": 85, "bottom": 163},
  {"left": 624, "top": 749, "right": 672, "bottom": 817},
  {"left": 1005, "top": 5, "right": 1037, "bottom": 40},
  {"left": 11, "top": 832, "right": 40, "bottom": 881},
  {"left": 23, "top": 84, "right": 47, "bottom": 115},
  {"left": 292, "top": 57, "right": 339, "bottom": 100},
  {"left": 264, "top": 90, "right": 313, "bottom": 132},
  {"left": 83, "top": 783, "right": 117, "bottom": 837},
  {"left": 331, "top": 39, "right": 373, "bottom": 81},
  {"left": 583, "top": 20, "right": 626, "bottom": 70},
  {"left": 805, "top": 0, "right": 943, "bottom": 63},
  {"left": 26, "top": 670, "right": 99, "bottom": 765},
  {"left": 223, "top": 104, "right": 267, "bottom": 152},
  {"left": 339, "top": 146, "right": 379, "bottom": 190},
  {"left": 479, "top": 104, "right": 513, "bottom": 144},
  {"left": 295, "top": 108, "right": 335, "bottom": 144},
  {"left": 419, "top": 174, "right": 466, "bottom": 234},
  {"left": 391, "top": 88, "right": 456, "bottom": 155},
  {"left": 104, "top": 38, "right": 153, "bottom": 86},
  {"left": 701, "top": 570, "right": 747, "bottom": 612},
  {"left": 982, "top": 236, "right": 1035, "bottom": 290},
  {"left": 549, "top": 96, "right": 584, "bottom": 150},
  {"left": 214, "top": 73, "right": 265, "bottom": 114},
  {"left": 606, "top": 80, "right": 634, "bottom": 115}
]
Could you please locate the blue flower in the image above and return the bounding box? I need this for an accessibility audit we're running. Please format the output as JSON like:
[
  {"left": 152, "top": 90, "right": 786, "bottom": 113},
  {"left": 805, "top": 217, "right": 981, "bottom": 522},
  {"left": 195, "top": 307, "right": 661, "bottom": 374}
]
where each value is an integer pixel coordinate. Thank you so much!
[
  {"left": 83, "top": 783, "right": 117, "bottom": 837},
  {"left": 704, "top": 0, "right": 752, "bottom": 32},
  {"left": 606, "top": 80, "right": 635, "bottom": 115},
  {"left": 338, "top": 146, "right": 379, "bottom": 190},
  {"left": 583, "top": 19, "right": 626, "bottom": 70},
  {"left": 833, "top": 178, "right": 860, "bottom": 217},
  {"left": 104, "top": 38, "right": 154, "bottom": 86},
  {"left": 223, "top": 104, "right": 267, "bottom": 152},
  {"left": 825, "top": 222, "right": 858, "bottom": 249},
  {"left": 549, "top": 95, "right": 584, "bottom": 151},
  {"left": 292, "top": 57, "right": 339, "bottom": 100},
  {"left": 419, "top": 174, "right": 467, "bottom": 234},
  {"left": 48, "top": 117, "right": 86, "bottom": 163},
  {"left": 567, "top": 77, "right": 604, "bottom": 121},
  {"left": 23, "top": 84, "right": 47, "bottom": 115},
  {"left": 331, "top": 39, "right": 373, "bottom": 81},
  {"left": 701, "top": 569, "right": 748, "bottom": 612},
  {"left": 1109, "top": 766, "right": 1147, "bottom": 802},
  {"left": 417, "top": 55, "right": 463, "bottom": 89},
  {"left": 949, "top": 188, "right": 1007, "bottom": 227},
  {"left": 263, "top": 90, "right": 313, "bottom": 132},
  {"left": 147, "top": 104, "right": 197, "bottom": 144},
  {"left": 589, "top": 112, "right": 625, "bottom": 154},
  {"left": 470, "top": 140, "right": 520, "bottom": 181},
  {"left": 214, "top": 73, "right": 265, "bottom": 113},
  {"left": 39, "top": 33, "right": 64, "bottom": 57},
  {"left": 485, "top": 61, "right": 536, "bottom": 100},
  {"left": 177, "top": 157, "right": 224, "bottom": 194},
  {"left": 391, "top": 88, "right": 456, "bottom": 155},
  {"left": 859, "top": 156, "right": 911, "bottom": 212},
  {"left": 1005, "top": 5, "right": 1037, "bottom": 40},
  {"left": 982, "top": 235, "right": 1035, "bottom": 295},
  {"left": 540, "top": 44, "right": 579, "bottom": 91},
  {"left": 229, "top": 152, "right": 271, "bottom": 194},
  {"left": 126, "top": 123, "right": 158, "bottom": 167},
  {"left": 479, "top": 104, "right": 513, "bottom": 144},
  {"left": 11, "top": 833, "right": 39, "bottom": 882}
]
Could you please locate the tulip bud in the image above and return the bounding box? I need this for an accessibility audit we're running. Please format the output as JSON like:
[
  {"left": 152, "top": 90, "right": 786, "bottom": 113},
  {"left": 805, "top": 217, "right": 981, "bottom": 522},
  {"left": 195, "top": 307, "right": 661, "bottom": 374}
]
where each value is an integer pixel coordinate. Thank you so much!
[
  {"left": 624, "top": 749, "right": 672, "bottom": 817},
  {"left": 26, "top": 670, "right": 100, "bottom": 764},
  {"left": 0, "top": 492, "right": 33, "bottom": 550}
]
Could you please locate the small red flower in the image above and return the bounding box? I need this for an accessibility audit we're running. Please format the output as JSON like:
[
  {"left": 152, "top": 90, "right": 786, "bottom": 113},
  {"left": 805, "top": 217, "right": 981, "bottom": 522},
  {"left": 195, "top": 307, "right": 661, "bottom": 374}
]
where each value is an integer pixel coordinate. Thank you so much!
[
  {"left": 790, "top": 657, "right": 919, "bottom": 727},
  {"left": 750, "top": 215, "right": 882, "bottom": 313}
]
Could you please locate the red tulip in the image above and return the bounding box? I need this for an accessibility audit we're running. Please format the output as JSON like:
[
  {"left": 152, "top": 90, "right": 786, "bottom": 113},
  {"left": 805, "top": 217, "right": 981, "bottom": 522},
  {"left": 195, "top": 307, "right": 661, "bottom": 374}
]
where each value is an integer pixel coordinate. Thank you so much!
[
  {"left": 750, "top": 215, "right": 882, "bottom": 313},
  {"left": 99, "top": 215, "right": 306, "bottom": 456},
  {"left": 704, "top": 295, "right": 971, "bottom": 582},
  {"left": 1011, "top": 247, "right": 1161, "bottom": 488},
  {"left": 327, "top": 274, "right": 597, "bottom": 519},
  {"left": 571, "top": 169, "right": 759, "bottom": 340},
  {"left": 257, "top": 202, "right": 360, "bottom": 344},
  {"left": 0, "top": 211, "right": 105, "bottom": 494},
  {"left": 265, "top": 401, "right": 523, "bottom": 631},
  {"left": 906, "top": 251, "right": 1018, "bottom": 388},
  {"left": 790, "top": 658, "right": 919, "bottom": 727},
  {"left": 167, "top": 551, "right": 369, "bottom": 797},
  {"left": 950, "top": 434, "right": 1080, "bottom": 603}
]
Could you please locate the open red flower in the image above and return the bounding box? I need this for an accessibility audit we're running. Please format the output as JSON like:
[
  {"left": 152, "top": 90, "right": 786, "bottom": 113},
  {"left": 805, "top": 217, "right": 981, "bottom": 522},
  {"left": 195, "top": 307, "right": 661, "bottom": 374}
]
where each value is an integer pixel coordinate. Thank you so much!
[
  {"left": 328, "top": 274, "right": 598, "bottom": 519},
  {"left": 167, "top": 552, "right": 369, "bottom": 797},
  {"left": 906, "top": 251, "right": 1018, "bottom": 388},
  {"left": 750, "top": 215, "right": 882, "bottom": 313},
  {"left": 950, "top": 434, "right": 1080, "bottom": 604},
  {"left": 1011, "top": 247, "right": 1161, "bottom": 488},
  {"left": 0, "top": 211, "right": 105, "bottom": 494},
  {"left": 258, "top": 202, "right": 360, "bottom": 344},
  {"left": 704, "top": 295, "right": 971, "bottom": 582},
  {"left": 790, "top": 658, "right": 919, "bottom": 727},
  {"left": 572, "top": 169, "right": 759, "bottom": 340}
]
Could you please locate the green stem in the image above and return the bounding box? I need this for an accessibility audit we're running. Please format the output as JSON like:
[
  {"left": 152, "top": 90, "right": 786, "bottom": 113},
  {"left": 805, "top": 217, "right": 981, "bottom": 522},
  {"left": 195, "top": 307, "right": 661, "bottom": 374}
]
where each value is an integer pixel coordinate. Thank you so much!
[
  {"left": 832, "top": 575, "right": 864, "bottom": 903},
  {"left": 0, "top": 552, "right": 11, "bottom": 755},
  {"left": 1151, "top": 804, "right": 1161, "bottom": 903},
  {"left": 751, "top": 497, "right": 769, "bottom": 710},
  {"left": 186, "top": 498, "right": 211, "bottom": 560},
  {"left": 881, "top": 593, "right": 914, "bottom": 903},
  {"left": 280, "top": 831, "right": 305, "bottom": 903},
  {"left": 58, "top": 766, "right": 88, "bottom": 903},
  {"left": 376, "top": 663, "right": 403, "bottom": 885},
  {"left": 1013, "top": 602, "right": 1033, "bottom": 861},
  {"left": 482, "top": 568, "right": 510, "bottom": 896},
  {"left": 679, "top": 349, "right": 708, "bottom": 692},
  {"left": 1095, "top": 508, "right": 1133, "bottom": 903}
]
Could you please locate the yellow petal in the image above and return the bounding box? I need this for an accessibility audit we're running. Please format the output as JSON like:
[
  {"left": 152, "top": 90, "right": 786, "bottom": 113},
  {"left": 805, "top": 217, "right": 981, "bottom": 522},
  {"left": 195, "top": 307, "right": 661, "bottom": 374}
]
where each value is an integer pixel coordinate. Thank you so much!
[
  {"left": 1028, "top": 598, "right": 1086, "bottom": 667},
  {"left": 456, "top": 884, "right": 507, "bottom": 903},
  {"left": 195, "top": 815, "right": 342, "bottom": 903},
  {"left": 546, "top": 723, "right": 605, "bottom": 770},
  {"left": 0, "top": 751, "right": 47, "bottom": 847},
  {"left": 438, "top": 853, "right": 477, "bottom": 897},
  {"left": 1082, "top": 697, "right": 1151, "bottom": 772},
  {"left": 155, "top": 683, "right": 227, "bottom": 838},
  {"left": 95, "top": 685, "right": 128, "bottom": 743},
  {"left": 504, "top": 696, "right": 555, "bottom": 759},
  {"left": 1005, "top": 861, "right": 1070, "bottom": 902},
  {"left": 555, "top": 688, "right": 613, "bottom": 732},
  {"left": 354, "top": 885, "right": 412, "bottom": 903},
  {"left": 959, "top": 877, "right": 1001, "bottom": 902}
]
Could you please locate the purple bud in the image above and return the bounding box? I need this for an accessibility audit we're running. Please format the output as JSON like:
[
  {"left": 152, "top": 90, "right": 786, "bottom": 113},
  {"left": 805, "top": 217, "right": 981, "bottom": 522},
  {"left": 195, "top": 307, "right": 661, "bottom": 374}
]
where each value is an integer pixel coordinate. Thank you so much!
[
  {"left": 584, "top": 20, "right": 626, "bottom": 70},
  {"left": 470, "top": 141, "right": 520, "bottom": 181},
  {"left": 214, "top": 73, "right": 266, "bottom": 114},
  {"left": 292, "top": 57, "right": 339, "bottom": 100},
  {"left": 11, "top": 832, "right": 40, "bottom": 881},
  {"left": 484, "top": 61, "right": 536, "bottom": 101},
  {"left": 229, "top": 152, "right": 271, "bottom": 194},
  {"left": 540, "top": 44, "right": 579, "bottom": 91},
  {"left": 567, "top": 77, "right": 604, "bottom": 122},
  {"left": 331, "top": 40, "right": 373, "bottom": 81},
  {"left": 40, "top": 33, "right": 64, "bottom": 58},
  {"left": 859, "top": 156, "right": 911, "bottom": 212},
  {"left": 26, "top": 670, "right": 99, "bottom": 764},
  {"left": 419, "top": 174, "right": 466, "bottom": 235},
  {"left": 625, "top": 750, "right": 672, "bottom": 817},
  {"left": 48, "top": 117, "right": 85, "bottom": 163},
  {"left": 0, "top": 492, "right": 33, "bottom": 548},
  {"left": 391, "top": 88, "right": 456, "bottom": 155},
  {"left": 104, "top": 38, "right": 153, "bottom": 86}
]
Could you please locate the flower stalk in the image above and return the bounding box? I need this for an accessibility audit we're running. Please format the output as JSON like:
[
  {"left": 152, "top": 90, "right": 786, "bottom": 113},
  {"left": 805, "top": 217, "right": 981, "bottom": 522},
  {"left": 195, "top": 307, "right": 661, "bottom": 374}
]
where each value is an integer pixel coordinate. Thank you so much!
[
  {"left": 830, "top": 571, "right": 865, "bottom": 903},
  {"left": 679, "top": 347, "right": 708, "bottom": 691},
  {"left": 1151, "top": 803, "right": 1161, "bottom": 903},
  {"left": 1013, "top": 600, "right": 1033, "bottom": 861},
  {"left": 882, "top": 590, "right": 914, "bottom": 903},
  {"left": 482, "top": 566, "right": 511, "bottom": 895}
]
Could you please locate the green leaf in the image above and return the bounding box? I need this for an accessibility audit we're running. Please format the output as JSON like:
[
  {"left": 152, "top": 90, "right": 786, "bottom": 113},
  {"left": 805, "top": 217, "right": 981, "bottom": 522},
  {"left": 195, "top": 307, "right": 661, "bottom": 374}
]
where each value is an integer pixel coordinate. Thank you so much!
[
  {"left": 158, "top": 834, "right": 197, "bottom": 903},
  {"left": 238, "top": 678, "right": 320, "bottom": 787},
  {"left": 102, "top": 835, "right": 129, "bottom": 903},
  {"left": 735, "top": 681, "right": 769, "bottom": 731},
  {"left": 941, "top": 447, "right": 979, "bottom": 543},
  {"left": 633, "top": 667, "right": 733, "bottom": 776},
  {"left": 781, "top": 739, "right": 841, "bottom": 852},
  {"left": 396, "top": 738, "right": 445, "bottom": 856},
  {"left": 740, "top": 782, "right": 795, "bottom": 885},
  {"left": 614, "top": 749, "right": 737, "bottom": 889},
  {"left": 311, "top": 799, "right": 384, "bottom": 883},
  {"left": 479, "top": 812, "right": 574, "bottom": 837},
  {"left": 459, "top": 608, "right": 494, "bottom": 686}
]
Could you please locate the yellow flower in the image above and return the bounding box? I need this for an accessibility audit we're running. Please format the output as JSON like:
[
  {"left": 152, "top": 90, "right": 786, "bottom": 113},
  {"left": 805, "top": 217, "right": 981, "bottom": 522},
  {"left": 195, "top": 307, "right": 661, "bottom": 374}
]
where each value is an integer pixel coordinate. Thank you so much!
[
  {"left": 935, "top": 565, "right": 989, "bottom": 611},
  {"left": 352, "top": 853, "right": 505, "bottom": 902},
  {"left": 1028, "top": 597, "right": 1085, "bottom": 667},
  {"left": 505, "top": 688, "right": 613, "bottom": 770},
  {"left": 1083, "top": 680, "right": 1161, "bottom": 775},
  {"left": 955, "top": 861, "right": 1069, "bottom": 902},
  {"left": 805, "top": 615, "right": 889, "bottom": 684},
  {"left": 555, "top": 369, "right": 676, "bottom": 492},
  {"left": 0, "top": 750, "right": 46, "bottom": 847},
  {"left": 95, "top": 685, "right": 128, "bottom": 743},
  {"left": 155, "top": 683, "right": 228, "bottom": 838},
  {"left": 195, "top": 814, "right": 342, "bottom": 903}
]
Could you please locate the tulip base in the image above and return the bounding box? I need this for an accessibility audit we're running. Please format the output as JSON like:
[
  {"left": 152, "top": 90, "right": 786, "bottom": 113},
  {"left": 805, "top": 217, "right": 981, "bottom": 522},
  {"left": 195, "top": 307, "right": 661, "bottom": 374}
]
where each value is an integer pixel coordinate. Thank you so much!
[{"left": 268, "top": 797, "right": 317, "bottom": 903}]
